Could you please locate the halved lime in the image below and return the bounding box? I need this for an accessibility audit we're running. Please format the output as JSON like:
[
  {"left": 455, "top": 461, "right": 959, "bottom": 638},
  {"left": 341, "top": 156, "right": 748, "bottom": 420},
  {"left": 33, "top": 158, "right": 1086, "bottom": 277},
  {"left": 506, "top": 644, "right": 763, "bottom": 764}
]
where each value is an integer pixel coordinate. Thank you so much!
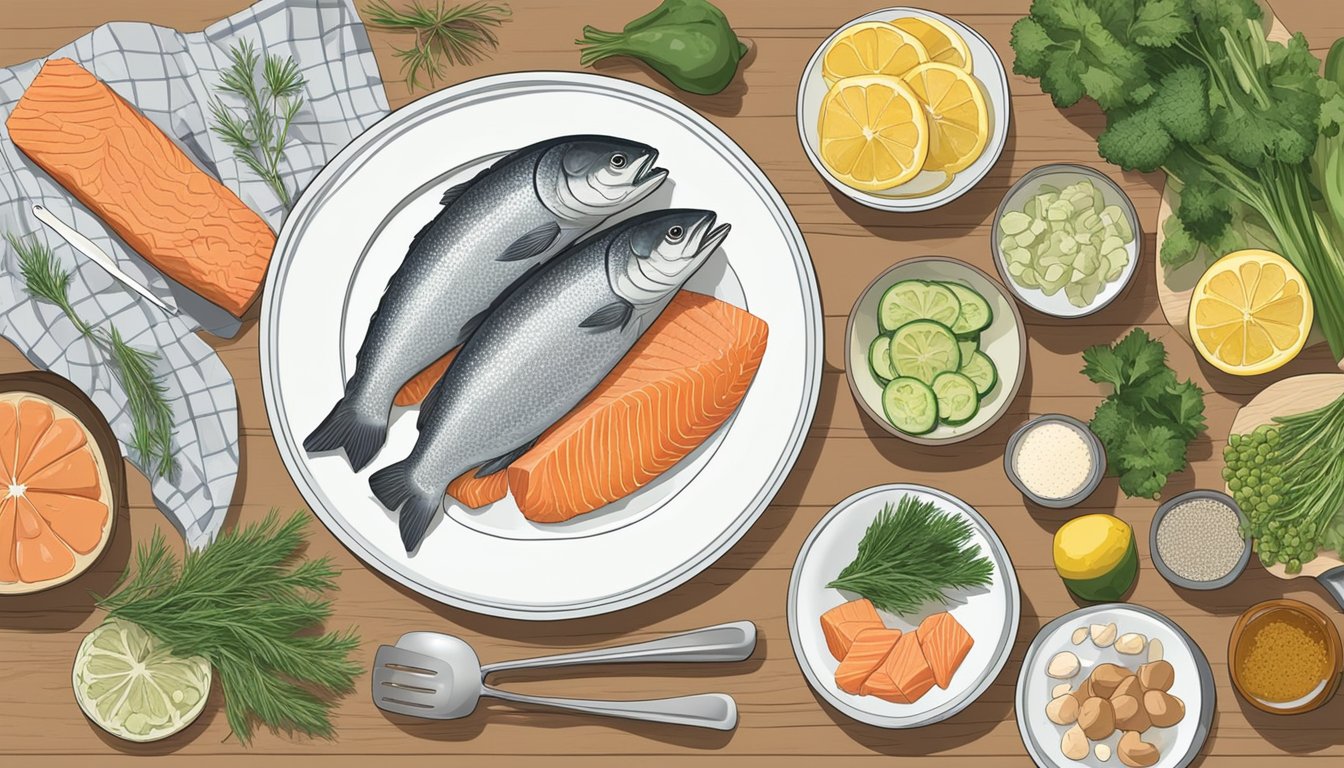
[
  {"left": 73, "top": 618, "right": 211, "bottom": 743},
  {"left": 889, "top": 320, "right": 961, "bottom": 384},
  {"left": 878, "top": 280, "right": 960, "bottom": 332}
]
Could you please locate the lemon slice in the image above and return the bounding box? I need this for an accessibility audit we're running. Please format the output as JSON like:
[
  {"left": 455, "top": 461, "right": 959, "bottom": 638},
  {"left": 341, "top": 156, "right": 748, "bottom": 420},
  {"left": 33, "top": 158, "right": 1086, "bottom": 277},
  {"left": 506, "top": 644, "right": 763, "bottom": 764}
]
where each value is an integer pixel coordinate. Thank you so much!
[
  {"left": 890, "top": 15, "right": 972, "bottom": 73},
  {"left": 822, "top": 21, "right": 928, "bottom": 84},
  {"left": 73, "top": 618, "right": 212, "bottom": 742},
  {"left": 902, "top": 62, "right": 990, "bottom": 174},
  {"left": 1189, "top": 249, "right": 1314, "bottom": 376},
  {"left": 818, "top": 75, "right": 929, "bottom": 191}
]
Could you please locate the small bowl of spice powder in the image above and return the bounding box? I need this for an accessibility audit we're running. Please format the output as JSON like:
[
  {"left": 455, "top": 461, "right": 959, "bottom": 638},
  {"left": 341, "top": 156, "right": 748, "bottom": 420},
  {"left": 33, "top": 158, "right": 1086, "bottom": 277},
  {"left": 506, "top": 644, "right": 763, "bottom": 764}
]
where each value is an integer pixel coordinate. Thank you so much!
[
  {"left": 1151, "top": 490, "right": 1252, "bottom": 590},
  {"left": 1004, "top": 414, "right": 1106, "bottom": 508},
  {"left": 1230, "top": 599, "right": 1342, "bottom": 714}
]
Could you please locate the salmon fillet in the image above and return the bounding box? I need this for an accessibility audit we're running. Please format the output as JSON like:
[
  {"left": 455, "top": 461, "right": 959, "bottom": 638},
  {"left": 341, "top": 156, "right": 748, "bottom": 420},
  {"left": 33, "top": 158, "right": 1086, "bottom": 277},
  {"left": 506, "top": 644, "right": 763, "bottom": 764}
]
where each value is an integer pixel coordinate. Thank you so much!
[
  {"left": 916, "top": 612, "right": 974, "bottom": 690},
  {"left": 395, "top": 348, "right": 459, "bottom": 407},
  {"left": 509, "top": 293, "right": 768, "bottom": 522},
  {"left": 835, "top": 627, "right": 901, "bottom": 694},
  {"left": 820, "top": 598, "right": 886, "bottom": 661},
  {"left": 7, "top": 59, "right": 275, "bottom": 317},
  {"left": 447, "top": 470, "right": 508, "bottom": 508},
  {"left": 862, "top": 631, "right": 937, "bottom": 704}
]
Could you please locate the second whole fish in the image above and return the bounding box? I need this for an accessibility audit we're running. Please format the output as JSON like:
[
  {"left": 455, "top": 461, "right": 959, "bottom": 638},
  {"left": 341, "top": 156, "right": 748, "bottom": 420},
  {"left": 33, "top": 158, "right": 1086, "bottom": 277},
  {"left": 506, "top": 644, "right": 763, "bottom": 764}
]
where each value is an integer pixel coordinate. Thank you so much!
[
  {"left": 304, "top": 135, "right": 668, "bottom": 470},
  {"left": 370, "top": 208, "right": 731, "bottom": 551}
]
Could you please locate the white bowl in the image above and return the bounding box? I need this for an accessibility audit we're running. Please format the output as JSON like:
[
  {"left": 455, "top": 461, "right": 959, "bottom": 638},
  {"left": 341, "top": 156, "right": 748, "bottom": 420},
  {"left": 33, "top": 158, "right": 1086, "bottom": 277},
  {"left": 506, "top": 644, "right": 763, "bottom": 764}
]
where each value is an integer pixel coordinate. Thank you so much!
[
  {"left": 796, "top": 8, "right": 1011, "bottom": 212},
  {"left": 992, "top": 164, "right": 1142, "bottom": 318}
]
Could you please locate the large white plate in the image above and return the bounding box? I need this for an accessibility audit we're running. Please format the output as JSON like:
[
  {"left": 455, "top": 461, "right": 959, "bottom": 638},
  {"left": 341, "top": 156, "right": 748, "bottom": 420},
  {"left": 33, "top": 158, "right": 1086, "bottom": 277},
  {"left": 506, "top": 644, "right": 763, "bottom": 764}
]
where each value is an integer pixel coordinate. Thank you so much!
[
  {"left": 787, "top": 484, "right": 1021, "bottom": 727},
  {"left": 260, "top": 73, "right": 821, "bottom": 619},
  {"left": 1016, "top": 604, "right": 1215, "bottom": 768}
]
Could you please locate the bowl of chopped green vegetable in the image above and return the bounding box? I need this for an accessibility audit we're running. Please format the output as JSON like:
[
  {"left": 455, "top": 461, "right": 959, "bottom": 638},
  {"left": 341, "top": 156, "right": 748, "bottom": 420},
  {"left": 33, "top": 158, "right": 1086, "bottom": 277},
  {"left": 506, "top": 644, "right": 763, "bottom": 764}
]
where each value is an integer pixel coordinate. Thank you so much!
[
  {"left": 846, "top": 256, "right": 1026, "bottom": 444},
  {"left": 992, "top": 164, "right": 1141, "bottom": 318}
]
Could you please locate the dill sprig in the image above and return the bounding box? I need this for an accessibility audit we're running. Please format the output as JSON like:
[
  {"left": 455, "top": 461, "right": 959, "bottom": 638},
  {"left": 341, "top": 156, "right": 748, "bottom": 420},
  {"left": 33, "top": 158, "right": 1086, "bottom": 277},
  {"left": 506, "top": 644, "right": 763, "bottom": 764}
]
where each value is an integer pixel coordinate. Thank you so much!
[
  {"left": 98, "top": 511, "right": 362, "bottom": 744},
  {"left": 365, "top": 0, "right": 510, "bottom": 90},
  {"left": 827, "top": 495, "right": 995, "bottom": 616},
  {"left": 209, "top": 39, "right": 306, "bottom": 209},
  {"left": 9, "top": 233, "right": 176, "bottom": 477}
]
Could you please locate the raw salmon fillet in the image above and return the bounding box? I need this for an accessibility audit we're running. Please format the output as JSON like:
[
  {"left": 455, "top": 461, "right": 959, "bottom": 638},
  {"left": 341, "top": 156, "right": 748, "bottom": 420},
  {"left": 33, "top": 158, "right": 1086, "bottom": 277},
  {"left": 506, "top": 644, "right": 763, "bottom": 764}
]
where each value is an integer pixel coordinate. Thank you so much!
[
  {"left": 916, "top": 612, "right": 974, "bottom": 689},
  {"left": 7, "top": 58, "right": 275, "bottom": 317},
  {"left": 820, "top": 598, "right": 886, "bottom": 661},
  {"left": 509, "top": 293, "right": 768, "bottom": 521},
  {"left": 395, "top": 348, "right": 459, "bottom": 407},
  {"left": 447, "top": 469, "right": 508, "bottom": 508},
  {"left": 862, "top": 632, "right": 937, "bottom": 704},
  {"left": 835, "top": 627, "right": 901, "bottom": 694}
]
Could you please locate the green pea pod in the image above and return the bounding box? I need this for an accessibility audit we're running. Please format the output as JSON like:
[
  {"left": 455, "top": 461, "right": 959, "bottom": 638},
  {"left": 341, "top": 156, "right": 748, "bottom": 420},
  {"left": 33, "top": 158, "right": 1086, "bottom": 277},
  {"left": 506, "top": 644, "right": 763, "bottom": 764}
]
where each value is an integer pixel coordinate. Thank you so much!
[{"left": 577, "top": 0, "right": 747, "bottom": 95}]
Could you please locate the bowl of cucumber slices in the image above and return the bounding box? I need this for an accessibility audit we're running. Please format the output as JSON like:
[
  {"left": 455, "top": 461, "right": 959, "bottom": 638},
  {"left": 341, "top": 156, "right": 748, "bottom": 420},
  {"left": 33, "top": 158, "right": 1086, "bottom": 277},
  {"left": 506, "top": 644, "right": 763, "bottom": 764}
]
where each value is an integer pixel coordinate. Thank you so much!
[{"left": 846, "top": 257, "right": 1027, "bottom": 444}]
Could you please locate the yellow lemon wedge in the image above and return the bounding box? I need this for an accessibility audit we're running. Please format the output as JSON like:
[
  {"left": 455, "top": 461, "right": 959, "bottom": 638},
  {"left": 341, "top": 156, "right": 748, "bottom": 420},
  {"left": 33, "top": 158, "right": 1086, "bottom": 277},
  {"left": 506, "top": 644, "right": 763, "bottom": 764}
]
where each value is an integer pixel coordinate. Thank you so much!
[
  {"left": 901, "top": 62, "right": 990, "bottom": 174},
  {"left": 818, "top": 75, "right": 929, "bottom": 191},
  {"left": 822, "top": 22, "right": 928, "bottom": 84},
  {"left": 890, "top": 15, "right": 972, "bottom": 73},
  {"left": 1189, "top": 249, "right": 1314, "bottom": 376}
]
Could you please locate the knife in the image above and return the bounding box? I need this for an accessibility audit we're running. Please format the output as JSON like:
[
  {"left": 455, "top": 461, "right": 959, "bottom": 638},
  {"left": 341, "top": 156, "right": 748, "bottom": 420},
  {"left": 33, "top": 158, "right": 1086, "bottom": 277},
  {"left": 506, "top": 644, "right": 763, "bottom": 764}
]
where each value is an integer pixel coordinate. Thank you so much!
[{"left": 31, "top": 203, "right": 178, "bottom": 315}]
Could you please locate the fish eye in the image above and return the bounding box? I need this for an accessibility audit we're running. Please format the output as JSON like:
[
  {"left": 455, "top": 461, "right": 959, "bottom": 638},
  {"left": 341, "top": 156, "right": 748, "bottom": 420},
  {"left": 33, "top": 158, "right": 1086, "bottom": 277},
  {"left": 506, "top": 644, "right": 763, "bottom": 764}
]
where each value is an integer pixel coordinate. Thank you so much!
[
  {"left": 666, "top": 225, "right": 685, "bottom": 243},
  {"left": 610, "top": 153, "right": 627, "bottom": 169}
]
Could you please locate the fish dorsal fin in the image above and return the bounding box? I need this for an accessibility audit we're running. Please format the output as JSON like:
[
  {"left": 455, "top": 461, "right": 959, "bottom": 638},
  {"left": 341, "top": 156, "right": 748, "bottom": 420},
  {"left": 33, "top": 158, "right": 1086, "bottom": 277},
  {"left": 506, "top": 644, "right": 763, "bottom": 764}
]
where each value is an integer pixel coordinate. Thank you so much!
[
  {"left": 579, "top": 300, "right": 633, "bottom": 332},
  {"left": 439, "top": 161, "right": 496, "bottom": 207},
  {"left": 473, "top": 440, "right": 537, "bottom": 478},
  {"left": 499, "top": 220, "right": 560, "bottom": 262}
]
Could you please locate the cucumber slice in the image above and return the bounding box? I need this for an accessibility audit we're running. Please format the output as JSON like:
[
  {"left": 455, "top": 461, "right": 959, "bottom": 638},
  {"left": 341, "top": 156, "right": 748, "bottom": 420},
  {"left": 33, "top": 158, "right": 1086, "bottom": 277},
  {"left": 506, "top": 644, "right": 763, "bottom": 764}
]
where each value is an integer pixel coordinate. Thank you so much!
[
  {"left": 882, "top": 377, "right": 939, "bottom": 435},
  {"left": 957, "top": 338, "right": 978, "bottom": 364},
  {"left": 889, "top": 320, "right": 961, "bottom": 385},
  {"left": 932, "top": 372, "right": 980, "bottom": 425},
  {"left": 879, "top": 280, "right": 960, "bottom": 332},
  {"left": 960, "top": 350, "right": 999, "bottom": 397},
  {"left": 940, "top": 281, "right": 993, "bottom": 335},
  {"left": 868, "top": 334, "right": 896, "bottom": 383}
]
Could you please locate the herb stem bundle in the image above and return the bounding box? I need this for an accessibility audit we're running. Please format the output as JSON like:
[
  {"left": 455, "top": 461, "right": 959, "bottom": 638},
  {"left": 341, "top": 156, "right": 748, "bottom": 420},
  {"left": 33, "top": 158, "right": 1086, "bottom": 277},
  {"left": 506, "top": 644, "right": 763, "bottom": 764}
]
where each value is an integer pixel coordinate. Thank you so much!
[
  {"left": 209, "top": 39, "right": 305, "bottom": 209},
  {"left": 364, "top": 0, "right": 510, "bottom": 90}
]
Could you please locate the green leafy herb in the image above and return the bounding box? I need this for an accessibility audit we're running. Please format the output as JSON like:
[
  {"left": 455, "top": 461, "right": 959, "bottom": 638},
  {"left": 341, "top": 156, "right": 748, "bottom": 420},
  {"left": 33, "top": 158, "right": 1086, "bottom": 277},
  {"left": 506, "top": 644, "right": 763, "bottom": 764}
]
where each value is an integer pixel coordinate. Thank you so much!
[
  {"left": 209, "top": 39, "right": 306, "bottom": 209},
  {"left": 827, "top": 494, "right": 994, "bottom": 616},
  {"left": 1011, "top": 0, "right": 1344, "bottom": 362},
  {"left": 98, "top": 511, "right": 361, "bottom": 744},
  {"left": 364, "top": 1, "right": 511, "bottom": 91},
  {"left": 9, "top": 233, "right": 176, "bottom": 477},
  {"left": 1082, "top": 329, "right": 1206, "bottom": 499},
  {"left": 576, "top": 0, "right": 748, "bottom": 96},
  {"left": 1224, "top": 393, "right": 1344, "bottom": 573}
]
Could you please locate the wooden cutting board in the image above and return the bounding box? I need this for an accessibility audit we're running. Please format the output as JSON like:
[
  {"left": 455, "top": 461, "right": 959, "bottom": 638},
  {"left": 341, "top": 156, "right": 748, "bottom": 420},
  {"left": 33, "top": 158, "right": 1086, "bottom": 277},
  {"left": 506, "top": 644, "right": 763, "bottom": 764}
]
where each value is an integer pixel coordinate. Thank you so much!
[
  {"left": 1229, "top": 373, "right": 1344, "bottom": 608},
  {"left": 1153, "top": 4, "right": 1318, "bottom": 346}
]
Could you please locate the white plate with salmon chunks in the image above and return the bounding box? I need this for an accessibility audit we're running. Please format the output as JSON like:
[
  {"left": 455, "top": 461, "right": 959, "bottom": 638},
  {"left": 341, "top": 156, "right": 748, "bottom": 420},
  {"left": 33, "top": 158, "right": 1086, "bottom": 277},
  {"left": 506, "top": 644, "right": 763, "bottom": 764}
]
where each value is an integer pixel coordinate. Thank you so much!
[
  {"left": 261, "top": 73, "right": 821, "bottom": 619},
  {"left": 787, "top": 484, "right": 1020, "bottom": 727}
]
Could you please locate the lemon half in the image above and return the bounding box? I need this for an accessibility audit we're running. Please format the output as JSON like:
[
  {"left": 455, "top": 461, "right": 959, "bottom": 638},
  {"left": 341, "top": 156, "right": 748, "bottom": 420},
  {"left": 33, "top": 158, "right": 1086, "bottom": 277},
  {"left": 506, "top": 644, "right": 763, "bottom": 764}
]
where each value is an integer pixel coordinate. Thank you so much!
[{"left": 1190, "top": 249, "right": 1313, "bottom": 376}]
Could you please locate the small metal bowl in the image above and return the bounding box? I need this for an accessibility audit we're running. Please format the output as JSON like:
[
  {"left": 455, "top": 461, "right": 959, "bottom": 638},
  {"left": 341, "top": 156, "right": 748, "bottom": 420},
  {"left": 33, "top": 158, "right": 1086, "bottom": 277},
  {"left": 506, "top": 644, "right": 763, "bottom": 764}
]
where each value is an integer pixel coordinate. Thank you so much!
[
  {"left": 991, "top": 163, "right": 1142, "bottom": 318},
  {"left": 1003, "top": 414, "right": 1106, "bottom": 508},
  {"left": 1150, "top": 489, "right": 1252, "bottom": 590}
]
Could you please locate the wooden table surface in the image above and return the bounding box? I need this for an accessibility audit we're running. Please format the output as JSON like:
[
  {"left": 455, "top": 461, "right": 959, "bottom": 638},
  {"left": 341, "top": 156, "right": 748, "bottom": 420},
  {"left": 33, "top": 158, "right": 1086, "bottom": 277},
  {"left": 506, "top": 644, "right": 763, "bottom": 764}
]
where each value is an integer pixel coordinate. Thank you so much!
[{"left": 3, "top": 0, "right": 1344, "bottom": 764}]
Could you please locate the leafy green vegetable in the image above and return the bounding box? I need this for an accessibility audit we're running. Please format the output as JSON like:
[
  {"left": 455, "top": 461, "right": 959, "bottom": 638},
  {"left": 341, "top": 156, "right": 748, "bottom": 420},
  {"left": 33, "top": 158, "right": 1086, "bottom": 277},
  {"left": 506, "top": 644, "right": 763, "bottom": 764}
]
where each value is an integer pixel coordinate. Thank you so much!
[
  {"left": 9, "top": 233, "right": 176, "bottom": 477},
  {"left": 1082, "top": 329, "right": 1206, "bottom": 499},
  {"left": 98, "top": 511, "right": 361, "bottom": 744},
  {"left": 827, "top": 494, "right": 994, "bottom": 616},
  {"left": 209, "top": 40, "right": 306, "bottom": 210},
  {"left": 577, "top": 0, "right": 748, "bottom": 95},
  {"left": 365, "top": 1, "right": 510, "bottom": 91},
  {"left": 1225, "top": 393, "right": 1344, "bottom": 572},
  {"left": 1012, "top": 0, "right": 1344, "bottom": 360}
]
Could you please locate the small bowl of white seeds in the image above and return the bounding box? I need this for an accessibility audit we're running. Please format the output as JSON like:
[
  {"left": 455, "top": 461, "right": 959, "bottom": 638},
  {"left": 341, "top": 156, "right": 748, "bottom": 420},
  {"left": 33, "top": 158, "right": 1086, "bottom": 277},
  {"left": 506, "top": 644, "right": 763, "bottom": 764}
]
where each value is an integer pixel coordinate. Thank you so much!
[{"left": 1151, "top": 490, "right": 1252, "bottom": 590}]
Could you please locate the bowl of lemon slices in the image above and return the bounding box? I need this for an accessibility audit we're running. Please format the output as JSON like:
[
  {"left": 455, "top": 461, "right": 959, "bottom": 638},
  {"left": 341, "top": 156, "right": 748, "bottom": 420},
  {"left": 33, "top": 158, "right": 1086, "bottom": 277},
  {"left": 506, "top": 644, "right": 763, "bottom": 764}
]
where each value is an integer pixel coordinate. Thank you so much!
[{"left": 797, "top": 8, "right": 1011, "bottom": 211}]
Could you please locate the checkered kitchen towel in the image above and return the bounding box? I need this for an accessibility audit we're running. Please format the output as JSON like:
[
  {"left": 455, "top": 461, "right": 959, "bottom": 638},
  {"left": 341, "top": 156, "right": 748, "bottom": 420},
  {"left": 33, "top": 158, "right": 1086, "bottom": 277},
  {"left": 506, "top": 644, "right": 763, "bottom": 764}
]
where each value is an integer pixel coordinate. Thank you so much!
[{"left": 0, "top": 0, "right": 388, "bottom": 547}]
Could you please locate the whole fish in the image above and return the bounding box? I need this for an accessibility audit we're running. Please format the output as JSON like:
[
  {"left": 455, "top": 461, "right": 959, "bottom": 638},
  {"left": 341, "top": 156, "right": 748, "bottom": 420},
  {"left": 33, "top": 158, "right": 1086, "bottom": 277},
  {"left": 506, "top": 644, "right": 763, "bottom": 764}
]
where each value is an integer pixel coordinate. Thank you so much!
[
  {"left": 305, "top": 135, "right": 668, "bottom": 470},
  {"left": 370, "top": 209, "right": 731, "bottom": 551}
]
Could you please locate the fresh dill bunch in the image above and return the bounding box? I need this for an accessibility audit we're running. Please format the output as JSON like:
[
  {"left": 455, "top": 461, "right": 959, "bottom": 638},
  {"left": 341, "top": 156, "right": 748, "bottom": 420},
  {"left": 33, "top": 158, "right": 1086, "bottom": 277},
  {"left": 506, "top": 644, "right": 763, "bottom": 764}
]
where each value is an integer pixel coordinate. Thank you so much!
[
  {"left": 365, "top": 0, "right": 510, "bottom": 90},
  {"left": 209, "top": 39, "right": 306, "bottom": 209},
  {"left": 98, "top": 511, "right": 362, "bottom": 744},
  {"left": 827, "top": 495, "right": 995, "bottom": 616},
  {"left": 9, "top": 233, "right": 176, "bottom": 478}
]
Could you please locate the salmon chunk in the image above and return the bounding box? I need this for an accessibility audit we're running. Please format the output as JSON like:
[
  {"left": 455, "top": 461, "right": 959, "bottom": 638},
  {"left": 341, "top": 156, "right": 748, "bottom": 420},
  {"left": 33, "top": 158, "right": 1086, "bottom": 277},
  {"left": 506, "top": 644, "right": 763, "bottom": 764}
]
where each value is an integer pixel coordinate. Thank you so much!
[
  {"left": 916, "top": 612, "right": 975, "bottom": 689},
  {"left": 820, "top": 598, "right": 885, "bottom": 661},
  {"left": 862, "top": 632, "right": 937, "bottom": 704},
  {"left": 835, "top": 627, "right": 901, "bottom": 694}
]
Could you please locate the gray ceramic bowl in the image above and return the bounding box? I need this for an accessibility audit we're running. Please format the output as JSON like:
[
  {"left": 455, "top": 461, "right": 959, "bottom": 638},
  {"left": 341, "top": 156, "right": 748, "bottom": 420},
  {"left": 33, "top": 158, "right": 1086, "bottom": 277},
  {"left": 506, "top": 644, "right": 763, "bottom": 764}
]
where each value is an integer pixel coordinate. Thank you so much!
[
  {"left": 1150, "top": 489, "right": 1252, "bottom": 590},
  {"left": 1003, "top": 414, "right": 1106, "bottom": 508}
]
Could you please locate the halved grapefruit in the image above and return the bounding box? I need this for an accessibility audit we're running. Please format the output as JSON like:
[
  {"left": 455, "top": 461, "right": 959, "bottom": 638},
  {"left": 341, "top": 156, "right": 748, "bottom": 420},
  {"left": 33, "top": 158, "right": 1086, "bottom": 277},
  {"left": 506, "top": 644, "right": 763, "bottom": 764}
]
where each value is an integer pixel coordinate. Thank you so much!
[{"left": 0, "top": 373, "right": 120, "bottom": 594}]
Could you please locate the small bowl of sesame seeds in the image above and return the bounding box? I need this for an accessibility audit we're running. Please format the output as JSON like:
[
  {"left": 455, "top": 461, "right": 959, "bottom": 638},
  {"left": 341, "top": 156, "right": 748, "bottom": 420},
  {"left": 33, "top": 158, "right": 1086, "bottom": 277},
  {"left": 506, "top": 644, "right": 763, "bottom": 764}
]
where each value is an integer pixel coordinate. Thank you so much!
[{"left": 1151, "top": 489, "right": 1252, "bottom": 590}]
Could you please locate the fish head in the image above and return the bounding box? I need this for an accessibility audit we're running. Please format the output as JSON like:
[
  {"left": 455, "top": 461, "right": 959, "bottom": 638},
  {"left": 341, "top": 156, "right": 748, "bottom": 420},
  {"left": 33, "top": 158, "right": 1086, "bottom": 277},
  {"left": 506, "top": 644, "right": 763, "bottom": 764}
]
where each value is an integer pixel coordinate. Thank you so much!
[
  {"left": 548, "top": 136, "right": 668, "bottom": 218},
  {"left": 611, "top": 209, "right": 731, "bottom": 306}
]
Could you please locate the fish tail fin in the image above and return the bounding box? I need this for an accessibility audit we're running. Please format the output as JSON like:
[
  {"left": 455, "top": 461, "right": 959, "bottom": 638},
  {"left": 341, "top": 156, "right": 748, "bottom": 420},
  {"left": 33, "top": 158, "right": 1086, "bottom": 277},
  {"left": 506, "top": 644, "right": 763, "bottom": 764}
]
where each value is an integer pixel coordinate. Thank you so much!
[
  {"left": 370, "top": 459, "right": 441, "bottom": 552},
  {"left": 304, "top": 396, "right": 387, "bottom": 471}
]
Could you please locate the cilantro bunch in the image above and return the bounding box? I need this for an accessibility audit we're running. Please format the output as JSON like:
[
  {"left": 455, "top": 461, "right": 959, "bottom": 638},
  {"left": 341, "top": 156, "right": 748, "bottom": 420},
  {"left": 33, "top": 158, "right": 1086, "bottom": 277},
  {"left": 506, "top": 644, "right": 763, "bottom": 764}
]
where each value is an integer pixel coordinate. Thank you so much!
[
  {"left": 1083, "top": 330, "right": 1207, "bottom": 499},
  {"left": 1012, "top": 0, "right": 1344, "bottom": 360}
]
